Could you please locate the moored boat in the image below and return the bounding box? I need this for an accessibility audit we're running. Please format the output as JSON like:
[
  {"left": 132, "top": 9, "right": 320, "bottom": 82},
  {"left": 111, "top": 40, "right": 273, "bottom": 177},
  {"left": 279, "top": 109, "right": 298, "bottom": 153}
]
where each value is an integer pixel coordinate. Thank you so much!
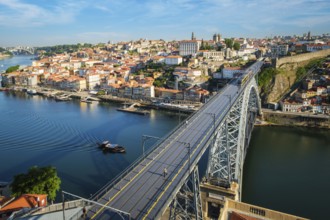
[
  {"left": 81, "top": 98, "right": 93, "bottom": 103},
  {"left": 97, "top": 141, "right": 126, "bottom": 153},
  {"left": 27, "top": 89, "right": 37, "bottom": 95},
  {"left": 55, "top": 94, "right": 72, "bottom": 101}
]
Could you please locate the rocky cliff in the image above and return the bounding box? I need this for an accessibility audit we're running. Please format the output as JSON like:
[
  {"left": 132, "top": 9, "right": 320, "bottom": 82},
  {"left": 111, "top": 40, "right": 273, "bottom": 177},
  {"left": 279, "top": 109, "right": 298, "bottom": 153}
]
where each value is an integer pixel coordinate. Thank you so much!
[
  {"left": 261, "top": 52, "right": 329, "bottom": 104},
  {"left": 265, "top": 62, "right": 304, "bottom": 103}
]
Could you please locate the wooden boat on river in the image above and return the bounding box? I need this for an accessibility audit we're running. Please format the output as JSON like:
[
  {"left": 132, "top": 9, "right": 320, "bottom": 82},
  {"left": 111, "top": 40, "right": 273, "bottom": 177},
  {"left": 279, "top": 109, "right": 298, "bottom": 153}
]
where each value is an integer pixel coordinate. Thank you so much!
[{"left": 97, "top": 141, "right": 126, "bottom": 153}]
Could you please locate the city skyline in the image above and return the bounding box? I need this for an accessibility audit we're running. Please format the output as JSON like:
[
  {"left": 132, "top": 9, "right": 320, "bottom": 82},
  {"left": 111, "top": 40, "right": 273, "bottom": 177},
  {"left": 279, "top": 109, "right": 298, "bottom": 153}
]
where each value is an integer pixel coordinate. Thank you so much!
[{"left": 0, "top": 0, "right": 329, "bottom": 47}]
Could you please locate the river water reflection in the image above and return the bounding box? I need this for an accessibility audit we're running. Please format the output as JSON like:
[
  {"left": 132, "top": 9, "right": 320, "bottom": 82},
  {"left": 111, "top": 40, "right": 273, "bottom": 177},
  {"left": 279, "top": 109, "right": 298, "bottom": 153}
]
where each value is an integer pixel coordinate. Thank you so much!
[{"left": 242, "top": 126, "right": 330, "bottom": 219}]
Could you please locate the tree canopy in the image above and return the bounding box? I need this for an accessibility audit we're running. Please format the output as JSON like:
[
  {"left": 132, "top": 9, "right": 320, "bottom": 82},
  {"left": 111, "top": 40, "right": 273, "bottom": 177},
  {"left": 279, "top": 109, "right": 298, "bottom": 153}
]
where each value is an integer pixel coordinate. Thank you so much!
[
  {"left": 258, "top": 67, "right": 280, "bottom": 88},
  {"left": 224, "top": 38, "right": 233, "bottom": 49},
  {"left": 36, "top": 43, "right": 94, "bottom": 55},
  {"left": 233, "top": 42, "right": 241, "bottom": 51},
  {"left": 10, "top": 166, "right": 61, "bottom": 201},
  {"left": 200, "top": 41, "right": 213, "bottom": 50},
  {"left": 6, "top": 65, "right": 20, "bottom": 73}
]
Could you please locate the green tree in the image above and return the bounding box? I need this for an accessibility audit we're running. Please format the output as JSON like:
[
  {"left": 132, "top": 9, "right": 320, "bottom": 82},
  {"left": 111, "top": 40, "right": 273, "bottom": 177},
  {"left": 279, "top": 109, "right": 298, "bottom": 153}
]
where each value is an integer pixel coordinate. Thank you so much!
[
  {"left": 233, "top": 42, "right": 240, "bottom": 51},
  {"left": 224, "top": 38, "right": 233, "bottom": 49},
  {"left": 6, "top": 65, "right": 20, "bottom": 73},
  {"left": 296, "top": 67, "right": 306, "bottom": 81},
  {"left": 258, "top": 67, "right": 279, "bottom": 88},
  {"left": 97, "top": 90, "right": 106, "bottom": 95},
  {"left": 11, "top": 166, "right": 61, "bottom": 201}
]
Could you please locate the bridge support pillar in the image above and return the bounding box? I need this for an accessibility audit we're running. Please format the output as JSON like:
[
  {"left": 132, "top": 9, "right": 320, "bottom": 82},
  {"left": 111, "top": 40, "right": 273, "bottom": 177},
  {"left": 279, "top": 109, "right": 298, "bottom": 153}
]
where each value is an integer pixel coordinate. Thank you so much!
[
  {"left": 169, "top": 166, "right": 203, "bottom": 220},
  {"left": 200, "top": 182, "right": 239, "bottom": 219}
]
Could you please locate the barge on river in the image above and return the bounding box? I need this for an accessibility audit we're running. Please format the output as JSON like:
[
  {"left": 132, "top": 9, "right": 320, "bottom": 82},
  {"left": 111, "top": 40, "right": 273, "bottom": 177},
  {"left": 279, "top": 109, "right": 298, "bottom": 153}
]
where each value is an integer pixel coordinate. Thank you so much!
[{"left": 98, "top": 141, "right": 126, "bottom": 153}]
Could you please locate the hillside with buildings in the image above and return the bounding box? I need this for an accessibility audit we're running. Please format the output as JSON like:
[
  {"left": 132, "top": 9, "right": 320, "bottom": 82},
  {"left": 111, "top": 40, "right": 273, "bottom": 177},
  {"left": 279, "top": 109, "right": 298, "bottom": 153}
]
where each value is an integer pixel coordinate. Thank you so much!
[{"left": 1, "top": 32, "right": 330, "bottom": 112}]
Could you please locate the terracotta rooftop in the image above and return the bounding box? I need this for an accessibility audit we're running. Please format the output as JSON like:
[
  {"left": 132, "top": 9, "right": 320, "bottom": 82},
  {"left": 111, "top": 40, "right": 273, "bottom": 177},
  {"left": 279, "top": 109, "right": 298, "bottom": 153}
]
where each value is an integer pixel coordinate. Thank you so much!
[{"left": 0, "top": 194, "right": 47, "bottom": 212}]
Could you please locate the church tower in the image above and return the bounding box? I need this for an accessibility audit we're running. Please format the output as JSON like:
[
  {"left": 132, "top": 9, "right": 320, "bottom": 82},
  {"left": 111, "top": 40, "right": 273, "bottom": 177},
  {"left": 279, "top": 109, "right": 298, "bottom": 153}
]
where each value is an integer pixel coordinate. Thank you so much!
[{"left": 191, "top": 32, "right": 196, "bottom": 40}]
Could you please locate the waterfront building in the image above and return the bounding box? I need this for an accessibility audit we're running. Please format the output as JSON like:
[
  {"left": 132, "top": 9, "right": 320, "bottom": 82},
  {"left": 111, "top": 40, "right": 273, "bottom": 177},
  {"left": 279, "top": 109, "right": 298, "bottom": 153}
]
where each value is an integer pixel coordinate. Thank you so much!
[
  {"left": 85, "top": 73, "right": 100, "bottom": 90},
  {"left": 132, "top": 85, "right": 155, "bottom": 98},
  {"left": 312, "top": 104, "right": 322, "bottom": 113},
  {"left": 70, "top": 77, "right": 87, "bottom": 91},
  {"left": 155, "top": 88, "right": 182, "bottom": 100},
  {"left": 281, "top": 100, "right": 303, "bottom": 112},
  {"left": 184, "top": 85, "right": 209, "bottom": 102},
  {"left": 1, "top": 72, "right": 19, "bottom": 87}
]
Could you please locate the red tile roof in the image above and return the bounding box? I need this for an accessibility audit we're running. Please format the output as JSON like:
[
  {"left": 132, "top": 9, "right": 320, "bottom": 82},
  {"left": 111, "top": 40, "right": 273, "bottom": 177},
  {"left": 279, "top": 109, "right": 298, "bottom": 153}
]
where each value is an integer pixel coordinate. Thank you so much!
[{"left": 0, "top": 194, "right": 47, "bottom": 212}]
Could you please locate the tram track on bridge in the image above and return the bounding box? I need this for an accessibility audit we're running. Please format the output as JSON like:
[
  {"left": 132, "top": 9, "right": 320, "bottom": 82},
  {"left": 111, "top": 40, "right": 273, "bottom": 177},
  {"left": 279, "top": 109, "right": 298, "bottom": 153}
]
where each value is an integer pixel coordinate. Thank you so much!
[
  {"left": 91, "top": 100, "right": 220, "bottom": 218},
  {"left": 141, "top": 94, "right": 232, "bottom": 219},
  {"left": 89, "top": 73, "right": 250, "bottom": 219},
  {"left": 90, "top": 109, "right": 211, "bottom": 219}
]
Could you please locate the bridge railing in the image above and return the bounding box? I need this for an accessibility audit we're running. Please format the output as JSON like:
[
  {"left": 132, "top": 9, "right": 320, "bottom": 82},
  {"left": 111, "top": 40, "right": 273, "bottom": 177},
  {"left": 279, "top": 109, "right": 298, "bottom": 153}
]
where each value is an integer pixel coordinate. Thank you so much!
[
  {"left": 89, "top": 61, "right": 264, "bottom": 202},
  {"left": 90, "top": 103, "right": 204, "bottom": 201},
  {"left": 135, "top": 151, "right": 190, "bottom": 219},
  {"left": 138, "top": 120, "right": 215, "bottom": 219},
  {"left": 89, "top": 81, "right": 232, "bottom": 202}
]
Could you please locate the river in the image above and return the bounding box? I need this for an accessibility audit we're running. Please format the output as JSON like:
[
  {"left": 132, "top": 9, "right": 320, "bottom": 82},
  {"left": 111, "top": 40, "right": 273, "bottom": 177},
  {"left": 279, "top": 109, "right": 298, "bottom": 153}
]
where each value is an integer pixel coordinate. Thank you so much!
[
  {"left": 242, "top": 126, "right": 330, "bottom": 219},
  {"left": 0, "top": 55, "right": 35, "bottom": 73},
  {"left": 0, "top": 56, "right": 329, "bottom": 219},
  {"left": 0, "top": 91, "right": 181, "bottom": 198}
]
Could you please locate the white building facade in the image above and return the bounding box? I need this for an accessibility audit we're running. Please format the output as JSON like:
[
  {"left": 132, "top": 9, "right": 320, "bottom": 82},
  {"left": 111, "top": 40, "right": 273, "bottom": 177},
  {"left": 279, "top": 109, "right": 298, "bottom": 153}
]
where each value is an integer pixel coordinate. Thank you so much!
[
  {"left": 165, "top": 56, "right": 183, "bottom": 65},
  {"left": 85, "top": 73, "right": 100, "bottom": 90},
  {"left": 179, "top": 40, "right": 201, "bottom": 56}
]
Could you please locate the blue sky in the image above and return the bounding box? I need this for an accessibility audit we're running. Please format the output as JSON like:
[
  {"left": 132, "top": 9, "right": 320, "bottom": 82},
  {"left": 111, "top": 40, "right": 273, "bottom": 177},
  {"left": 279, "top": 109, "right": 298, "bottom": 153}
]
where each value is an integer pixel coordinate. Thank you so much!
[{"left": 0, "top": 0, "right": 329, "bottom": 47}]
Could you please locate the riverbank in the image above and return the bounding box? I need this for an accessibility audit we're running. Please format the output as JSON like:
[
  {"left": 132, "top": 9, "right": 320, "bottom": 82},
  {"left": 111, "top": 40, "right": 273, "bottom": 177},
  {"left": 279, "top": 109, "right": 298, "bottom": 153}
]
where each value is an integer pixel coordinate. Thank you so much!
[
  {"left": 1, "top": 86, "right": 198, "bottom": 114},
  {"left": 257, "top": 108, "right": 330, "bottom": 129},
  {"left": 0, "top": 54, "right": 12, "bottom": 60}
]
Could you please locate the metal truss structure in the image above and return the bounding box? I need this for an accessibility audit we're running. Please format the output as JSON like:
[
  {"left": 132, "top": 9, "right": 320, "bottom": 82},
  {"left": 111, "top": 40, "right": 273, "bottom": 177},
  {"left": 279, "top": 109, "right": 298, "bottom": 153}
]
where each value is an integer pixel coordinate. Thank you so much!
[
  {"left": 169, "top": 167, "right": 203, "bottom": 220},
  {"left": 207, "top": 76, "right": 261, "bottom": 200}
]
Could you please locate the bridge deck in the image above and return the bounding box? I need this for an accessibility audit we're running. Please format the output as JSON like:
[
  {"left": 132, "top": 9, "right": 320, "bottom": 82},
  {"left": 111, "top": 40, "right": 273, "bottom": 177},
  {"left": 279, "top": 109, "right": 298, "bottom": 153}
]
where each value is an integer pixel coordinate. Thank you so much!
[{"left": 88, "top": 61, "right": 263, "bottom": 219}]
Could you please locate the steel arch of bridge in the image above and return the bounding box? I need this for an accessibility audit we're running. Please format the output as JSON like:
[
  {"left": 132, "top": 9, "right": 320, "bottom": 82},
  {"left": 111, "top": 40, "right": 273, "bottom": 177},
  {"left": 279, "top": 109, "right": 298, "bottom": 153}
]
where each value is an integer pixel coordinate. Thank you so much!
[{"left": 206, "top": 76, "right": 261, "bottom": 200}]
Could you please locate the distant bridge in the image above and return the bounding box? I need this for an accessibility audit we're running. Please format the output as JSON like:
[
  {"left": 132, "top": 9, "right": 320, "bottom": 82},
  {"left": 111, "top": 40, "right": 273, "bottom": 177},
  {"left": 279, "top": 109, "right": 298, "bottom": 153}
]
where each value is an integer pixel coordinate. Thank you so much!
[
  {"left": 66, "top": 60, "right": 264, "bottom": 219},
  {"left": 6, "top": 46, "right": 35, "bottom": 55}
]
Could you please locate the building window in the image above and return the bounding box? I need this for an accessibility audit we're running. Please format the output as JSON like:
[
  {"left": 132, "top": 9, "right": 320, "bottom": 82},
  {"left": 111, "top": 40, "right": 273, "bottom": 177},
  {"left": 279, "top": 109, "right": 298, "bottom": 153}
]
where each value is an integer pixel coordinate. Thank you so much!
[{"left": 250, "top": 207, "right": 266, "bottom": 216}]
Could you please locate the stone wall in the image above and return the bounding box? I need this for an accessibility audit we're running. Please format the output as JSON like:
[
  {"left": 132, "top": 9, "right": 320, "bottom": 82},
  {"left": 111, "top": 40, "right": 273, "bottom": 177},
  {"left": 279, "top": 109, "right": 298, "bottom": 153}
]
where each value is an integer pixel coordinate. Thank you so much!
[{"left": 275, "top": 49, "right": 330, "bottom": 68}]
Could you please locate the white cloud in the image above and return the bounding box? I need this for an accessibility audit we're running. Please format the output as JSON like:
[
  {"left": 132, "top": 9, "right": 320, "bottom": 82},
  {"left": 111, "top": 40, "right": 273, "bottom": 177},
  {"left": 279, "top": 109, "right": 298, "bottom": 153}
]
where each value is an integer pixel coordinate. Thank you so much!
[{"left": 0, "top": 0, "right": 86, "bottom": 27}]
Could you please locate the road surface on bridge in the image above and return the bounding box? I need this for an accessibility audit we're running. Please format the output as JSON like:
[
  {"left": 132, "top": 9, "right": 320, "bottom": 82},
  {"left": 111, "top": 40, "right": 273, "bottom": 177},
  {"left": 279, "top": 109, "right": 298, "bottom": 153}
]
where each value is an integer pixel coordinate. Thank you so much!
[{"left": 88, "top": 61, "right": 263, "bottom": 220}]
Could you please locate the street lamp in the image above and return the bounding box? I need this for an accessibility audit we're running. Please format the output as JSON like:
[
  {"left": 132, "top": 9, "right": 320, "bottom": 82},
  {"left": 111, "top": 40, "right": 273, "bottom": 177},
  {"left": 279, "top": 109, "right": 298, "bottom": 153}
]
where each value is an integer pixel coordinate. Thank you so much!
[
  {"left": 225, "top": 94, "right": 232, "bottom": 108},
  {"left": 141, "top": 135, "right": 161, "bottom": 158},
  {"left": 216, "top": 83, "right": 221, "bottom": 92},
  {"left": 205, "top": 112, "right": 216, "bottom": 137},
  {"left": 205, "top": 112, "right": 216, "bottom": 180},
  {"left": 62, "top": 191, "right": 65, "bottom": 220},
  {"left": 178, "top": 109, "right": 181, "bottom": 124},
  {"left": 176, "top": 141, "right": 191, "bottom": 173}
]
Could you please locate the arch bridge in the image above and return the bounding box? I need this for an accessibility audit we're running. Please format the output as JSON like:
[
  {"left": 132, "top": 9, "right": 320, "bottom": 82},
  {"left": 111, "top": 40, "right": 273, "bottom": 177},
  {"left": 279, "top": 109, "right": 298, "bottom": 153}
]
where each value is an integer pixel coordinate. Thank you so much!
[
  {"left": 67, "top": 60, "right": 264, "bottom": 220},
  {"left": 7, "top": 46, "right": 35, "bottom": 55}
]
